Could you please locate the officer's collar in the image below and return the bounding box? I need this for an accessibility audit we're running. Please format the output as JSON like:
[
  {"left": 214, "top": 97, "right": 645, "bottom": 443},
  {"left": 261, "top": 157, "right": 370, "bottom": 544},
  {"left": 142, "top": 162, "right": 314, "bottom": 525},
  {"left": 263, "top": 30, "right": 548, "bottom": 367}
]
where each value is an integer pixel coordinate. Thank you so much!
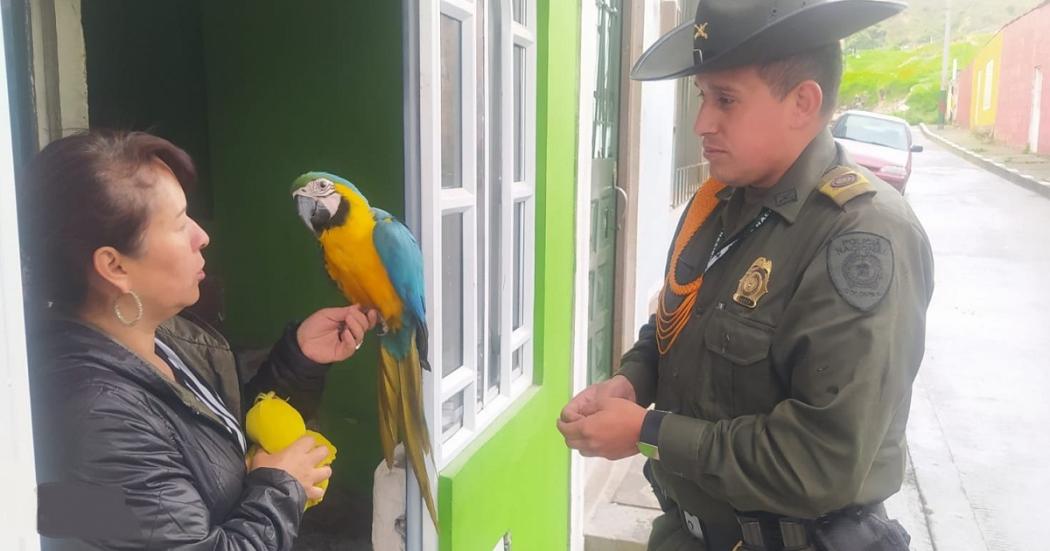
[{"left": 716, "top": 129, "right": 837, "bottom": 225}]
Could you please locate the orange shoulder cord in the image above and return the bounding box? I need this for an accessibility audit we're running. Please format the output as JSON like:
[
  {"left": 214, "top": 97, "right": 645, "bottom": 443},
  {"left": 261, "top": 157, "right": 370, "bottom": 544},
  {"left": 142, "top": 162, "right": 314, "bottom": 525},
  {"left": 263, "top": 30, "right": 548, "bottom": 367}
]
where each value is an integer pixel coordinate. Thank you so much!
[{"left": 656, "top": 178, "right": 726, "bottom": 355}]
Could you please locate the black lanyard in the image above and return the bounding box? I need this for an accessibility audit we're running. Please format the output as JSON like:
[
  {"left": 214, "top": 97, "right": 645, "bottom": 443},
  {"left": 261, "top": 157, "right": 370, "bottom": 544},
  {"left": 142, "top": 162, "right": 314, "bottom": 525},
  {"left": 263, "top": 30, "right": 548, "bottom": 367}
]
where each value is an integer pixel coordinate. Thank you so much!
[{"left": 704, "top": 208, "right": 772, "bottom": 274}]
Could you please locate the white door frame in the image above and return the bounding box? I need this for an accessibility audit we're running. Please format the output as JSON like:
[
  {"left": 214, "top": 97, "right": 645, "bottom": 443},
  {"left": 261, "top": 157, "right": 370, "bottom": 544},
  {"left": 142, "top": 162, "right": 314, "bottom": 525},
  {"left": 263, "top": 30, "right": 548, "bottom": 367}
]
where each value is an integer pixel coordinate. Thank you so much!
[
  {"left": 570, "top": 1, "right": 601, "bottom": 549},
  {"left": 0, "top": 18, "right": 43, "bottom": 548},
  {"left": 28, "top": 0, "right": 89, "bottom": 145}
]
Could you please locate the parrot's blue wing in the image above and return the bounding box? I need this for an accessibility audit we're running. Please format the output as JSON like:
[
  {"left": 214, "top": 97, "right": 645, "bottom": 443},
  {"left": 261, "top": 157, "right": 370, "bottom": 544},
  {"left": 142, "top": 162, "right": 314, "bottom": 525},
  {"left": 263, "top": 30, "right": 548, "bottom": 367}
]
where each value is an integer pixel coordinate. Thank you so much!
[{"left": 371, "top": 208, "right": 426, "bottom": 324}]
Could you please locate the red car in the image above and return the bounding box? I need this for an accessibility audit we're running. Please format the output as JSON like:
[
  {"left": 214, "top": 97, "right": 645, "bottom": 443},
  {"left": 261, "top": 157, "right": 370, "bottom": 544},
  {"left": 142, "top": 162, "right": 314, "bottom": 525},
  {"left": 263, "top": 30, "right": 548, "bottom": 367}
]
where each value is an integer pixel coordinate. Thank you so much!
[{"left": 831, "top": 110, "right": 923, "bottom": 193}]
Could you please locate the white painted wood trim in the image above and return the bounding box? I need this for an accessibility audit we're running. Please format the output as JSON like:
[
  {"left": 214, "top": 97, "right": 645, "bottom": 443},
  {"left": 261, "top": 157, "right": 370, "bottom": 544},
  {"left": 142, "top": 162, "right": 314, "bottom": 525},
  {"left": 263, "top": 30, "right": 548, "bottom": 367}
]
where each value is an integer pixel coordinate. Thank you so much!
[
  {"left": 415, "top": 0, "right": 442, "bottom": 546},
  {"left": 29, "top": 0, "right": 89, "bottom": 146},
  {"left": 413, "top": 1, "right": 539, "bottom": 548},
  {"left": 570, "top": 1, "right": 600, "bottom": 549},
  {"left": 0, "top": 18, "right": 42, "bottom": 549}
]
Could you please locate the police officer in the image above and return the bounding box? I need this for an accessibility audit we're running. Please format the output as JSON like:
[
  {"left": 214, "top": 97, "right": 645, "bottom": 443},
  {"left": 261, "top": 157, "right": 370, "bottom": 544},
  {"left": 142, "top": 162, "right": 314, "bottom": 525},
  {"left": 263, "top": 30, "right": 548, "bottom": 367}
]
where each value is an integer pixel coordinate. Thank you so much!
[{"left": 558, "top": 1, "right": 933, "bottom": 550}]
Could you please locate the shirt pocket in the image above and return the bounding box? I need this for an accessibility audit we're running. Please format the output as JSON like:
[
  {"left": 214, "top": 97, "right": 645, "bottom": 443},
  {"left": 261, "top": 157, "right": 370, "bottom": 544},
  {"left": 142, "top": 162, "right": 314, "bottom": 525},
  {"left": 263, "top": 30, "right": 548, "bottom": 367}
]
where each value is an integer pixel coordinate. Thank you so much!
[{"left": 703, "top": 307, "right": 781, "bottom": 416}]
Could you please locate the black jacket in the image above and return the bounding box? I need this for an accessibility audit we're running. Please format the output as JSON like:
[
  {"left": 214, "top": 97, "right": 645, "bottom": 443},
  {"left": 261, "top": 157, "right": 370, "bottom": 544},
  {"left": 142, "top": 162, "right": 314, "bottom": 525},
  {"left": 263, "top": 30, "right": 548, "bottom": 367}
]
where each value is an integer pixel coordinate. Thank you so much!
[{"left": 31, "top": 314, "right": 330, "bottom": 550}]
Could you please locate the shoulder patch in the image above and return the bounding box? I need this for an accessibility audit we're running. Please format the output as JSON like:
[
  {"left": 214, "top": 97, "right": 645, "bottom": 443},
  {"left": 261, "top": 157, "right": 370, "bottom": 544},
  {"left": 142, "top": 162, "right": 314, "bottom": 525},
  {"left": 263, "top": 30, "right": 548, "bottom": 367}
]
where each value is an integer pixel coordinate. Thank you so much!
[
  {"left": 827, "top": 232, "right": 894, "bottom": 311},
  {"left": 819, "top": 166, "right": 876, "bottom": 208}
]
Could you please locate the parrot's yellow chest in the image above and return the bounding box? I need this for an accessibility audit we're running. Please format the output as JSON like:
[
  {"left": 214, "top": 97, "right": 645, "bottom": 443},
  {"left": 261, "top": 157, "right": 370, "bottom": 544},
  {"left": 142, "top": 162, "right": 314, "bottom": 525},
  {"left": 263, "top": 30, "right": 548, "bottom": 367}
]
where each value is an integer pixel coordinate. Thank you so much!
[{"left": 319, "top": 211, "right": 405, "bottom": 327}]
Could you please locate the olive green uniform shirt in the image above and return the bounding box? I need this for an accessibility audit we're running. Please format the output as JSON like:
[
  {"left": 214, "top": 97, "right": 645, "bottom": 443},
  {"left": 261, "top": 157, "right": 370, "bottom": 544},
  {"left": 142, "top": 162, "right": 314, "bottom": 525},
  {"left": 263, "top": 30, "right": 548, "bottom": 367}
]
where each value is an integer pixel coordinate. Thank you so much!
[{"left": 619, "top": 130, "right": 935, "bottom": 545}]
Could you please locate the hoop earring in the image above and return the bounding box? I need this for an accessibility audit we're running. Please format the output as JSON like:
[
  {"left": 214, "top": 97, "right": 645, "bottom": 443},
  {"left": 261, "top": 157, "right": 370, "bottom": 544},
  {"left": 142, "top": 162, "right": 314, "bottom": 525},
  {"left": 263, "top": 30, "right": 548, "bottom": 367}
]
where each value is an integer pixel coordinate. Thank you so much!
[{"left": 114, "top": 291, "right": 144, "bottom": 326}]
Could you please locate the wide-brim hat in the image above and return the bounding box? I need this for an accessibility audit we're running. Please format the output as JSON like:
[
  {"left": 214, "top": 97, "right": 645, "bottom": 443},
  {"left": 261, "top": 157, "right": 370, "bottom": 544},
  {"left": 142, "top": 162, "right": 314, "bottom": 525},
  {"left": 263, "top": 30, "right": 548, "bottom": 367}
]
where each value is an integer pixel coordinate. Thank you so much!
[{"left": 630, "top": 0, "right": 907, "bottom": 81}]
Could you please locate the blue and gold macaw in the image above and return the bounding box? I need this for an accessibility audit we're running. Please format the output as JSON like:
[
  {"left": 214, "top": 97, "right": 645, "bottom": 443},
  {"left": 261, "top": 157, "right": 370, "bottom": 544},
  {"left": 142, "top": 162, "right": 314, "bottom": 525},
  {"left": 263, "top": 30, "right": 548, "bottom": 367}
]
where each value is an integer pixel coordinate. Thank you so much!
[{"left": 291, "top": 172, "right": 436, "bottom": 525}]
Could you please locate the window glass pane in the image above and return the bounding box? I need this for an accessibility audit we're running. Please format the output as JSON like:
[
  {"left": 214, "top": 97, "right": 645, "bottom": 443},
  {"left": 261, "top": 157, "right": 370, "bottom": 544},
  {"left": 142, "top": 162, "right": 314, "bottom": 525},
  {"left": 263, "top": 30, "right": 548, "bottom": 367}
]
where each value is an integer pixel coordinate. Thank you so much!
[
  {"left": 513, "top": 200, "right": 525, "bottom": 330},
  {"left": 441, "top": 391, "right": 465, "bottom": 442},
  {"left": 485, "top": 191, "right": 501, "bottom": 394},
  {"left": 441, "top": 15, "right": 463, "bottom": 189},
  {"left": 477, "top": 359, "right": 485, "bottom": 405},
  {"left": 487, "top": 353, "right": 499, "bottom": 394},
  {"left": 514, "top": 45, "right": 525, "bottom": 182},
  {"left": 512, "top": 346, "right": 523, "bottom": 378},
  {"left": 441, "top": 213, "right": 464, "bottom": 376},
  {"left": 513, "top": 0, "right": 525, "bottom": 24},
  {"left": 484, "top": 0, "right": 503, "bottom": 400}
]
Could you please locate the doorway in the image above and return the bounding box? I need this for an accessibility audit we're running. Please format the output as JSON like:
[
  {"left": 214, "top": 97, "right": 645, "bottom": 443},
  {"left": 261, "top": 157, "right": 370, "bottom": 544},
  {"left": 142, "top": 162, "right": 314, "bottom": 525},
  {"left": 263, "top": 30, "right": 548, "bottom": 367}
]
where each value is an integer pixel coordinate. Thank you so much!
[
  {"left": 1029, "top": 66, "right": 1042, "bottom": 154},
  {"left": 587, "top": 0, "right": 625, "bottom": 386},
  {"left": 11, "top": 1, "right": 408, "bottom": 548}
]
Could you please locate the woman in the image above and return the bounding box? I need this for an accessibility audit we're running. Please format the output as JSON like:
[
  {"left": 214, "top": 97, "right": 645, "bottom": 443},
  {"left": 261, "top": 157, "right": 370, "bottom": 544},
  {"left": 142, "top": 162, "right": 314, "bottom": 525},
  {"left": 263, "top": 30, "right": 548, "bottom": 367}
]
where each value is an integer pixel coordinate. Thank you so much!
[{"left": 23, "top": 130, "right": 376, "bottom": 549}]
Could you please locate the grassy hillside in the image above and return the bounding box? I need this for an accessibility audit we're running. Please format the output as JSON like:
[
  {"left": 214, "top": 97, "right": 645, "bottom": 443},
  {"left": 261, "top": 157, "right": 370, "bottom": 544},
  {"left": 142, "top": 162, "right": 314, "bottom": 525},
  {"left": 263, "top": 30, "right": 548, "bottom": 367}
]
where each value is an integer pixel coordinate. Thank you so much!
[
  {"left": 837, "top": 0, "right": 1046, "bottom": 123},
  {"left": 839, "top": 35, "right": 988, "bottom": 124},
  {"left": 844, "top": 0, "right": 1044, "bottom": 51}
]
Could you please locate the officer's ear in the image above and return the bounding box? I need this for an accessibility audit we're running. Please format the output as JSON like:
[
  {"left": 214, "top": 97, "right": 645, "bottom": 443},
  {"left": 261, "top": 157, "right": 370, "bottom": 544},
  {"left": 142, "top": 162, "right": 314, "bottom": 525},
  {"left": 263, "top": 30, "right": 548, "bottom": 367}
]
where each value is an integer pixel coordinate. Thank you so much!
[{"left": 788, "top": 80, "right": 824, "bottom": 129}]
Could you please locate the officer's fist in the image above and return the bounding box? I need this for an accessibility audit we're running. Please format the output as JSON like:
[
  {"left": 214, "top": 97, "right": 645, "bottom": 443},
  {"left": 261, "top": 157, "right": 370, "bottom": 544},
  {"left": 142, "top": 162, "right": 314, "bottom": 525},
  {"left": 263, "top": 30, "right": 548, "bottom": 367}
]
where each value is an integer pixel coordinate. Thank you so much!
[
  {"left": 559, "top": 375, "right": 638, "bottom": 424},
  {"left": 557, "top": 396, "right": 646, "bottom": 460}
]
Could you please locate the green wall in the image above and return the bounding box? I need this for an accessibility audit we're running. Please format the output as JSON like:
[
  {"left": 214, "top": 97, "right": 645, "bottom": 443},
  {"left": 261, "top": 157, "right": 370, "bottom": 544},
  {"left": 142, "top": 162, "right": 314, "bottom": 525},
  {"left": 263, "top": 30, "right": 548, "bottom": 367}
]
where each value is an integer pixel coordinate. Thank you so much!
[
  {"left": 199, "top": 0, "right": 405, "bottom": 498},
  {"left": 81, "top": 0, "right": 213, "bottom": 219},
  {"left": 437, "top": 1, "right": 580, "bottom": 549}
]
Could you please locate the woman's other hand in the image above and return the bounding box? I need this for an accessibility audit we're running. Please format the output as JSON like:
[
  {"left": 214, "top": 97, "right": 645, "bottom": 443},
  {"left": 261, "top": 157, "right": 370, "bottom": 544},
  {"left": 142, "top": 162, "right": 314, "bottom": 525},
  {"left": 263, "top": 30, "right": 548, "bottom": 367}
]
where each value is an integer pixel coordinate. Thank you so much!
[
  {"left": 297, "top": 305, "right": 380, "bottom": 364},
  {"left": 250, "top": 435, "right": 333, "bottom": 502}
]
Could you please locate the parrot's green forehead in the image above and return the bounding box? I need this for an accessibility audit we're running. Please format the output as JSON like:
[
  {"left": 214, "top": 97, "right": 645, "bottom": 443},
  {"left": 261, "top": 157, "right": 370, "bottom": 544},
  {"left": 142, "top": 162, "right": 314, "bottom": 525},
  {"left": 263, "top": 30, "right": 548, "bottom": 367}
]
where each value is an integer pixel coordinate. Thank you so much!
[{"left": 290, "top": 171, "right": 363, "bottom": 196}]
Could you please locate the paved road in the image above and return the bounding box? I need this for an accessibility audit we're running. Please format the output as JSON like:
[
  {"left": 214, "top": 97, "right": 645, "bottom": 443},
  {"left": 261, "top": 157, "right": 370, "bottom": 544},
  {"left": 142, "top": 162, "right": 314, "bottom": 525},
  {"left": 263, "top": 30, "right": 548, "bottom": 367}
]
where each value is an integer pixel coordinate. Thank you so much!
[{"left": 902, "top": 130, "right": 1050, "bottom": 551}]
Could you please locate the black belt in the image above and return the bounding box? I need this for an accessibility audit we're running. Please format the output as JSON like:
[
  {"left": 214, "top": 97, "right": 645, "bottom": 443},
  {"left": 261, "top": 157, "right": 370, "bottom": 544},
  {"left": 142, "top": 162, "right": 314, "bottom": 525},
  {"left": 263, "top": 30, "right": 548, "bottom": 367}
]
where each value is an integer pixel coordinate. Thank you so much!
[{"left": 735, "top": 503, "right": 887, "bottom": 551}]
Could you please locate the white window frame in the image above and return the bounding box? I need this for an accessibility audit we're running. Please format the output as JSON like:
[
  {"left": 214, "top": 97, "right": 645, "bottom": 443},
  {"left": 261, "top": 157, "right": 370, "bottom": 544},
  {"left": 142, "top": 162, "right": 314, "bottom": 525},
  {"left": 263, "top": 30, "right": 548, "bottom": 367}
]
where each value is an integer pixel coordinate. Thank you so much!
[
  {"left": 0, "top": 20, "right": 42, "bottom": 548},
  {"left": 419, "top": 0, "right": 537, "bottom": 473}
]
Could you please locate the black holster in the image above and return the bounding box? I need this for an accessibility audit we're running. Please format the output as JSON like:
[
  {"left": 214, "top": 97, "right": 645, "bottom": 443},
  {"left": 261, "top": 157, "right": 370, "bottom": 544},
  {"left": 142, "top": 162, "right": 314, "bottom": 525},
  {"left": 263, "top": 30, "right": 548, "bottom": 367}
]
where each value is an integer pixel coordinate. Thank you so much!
[{"left": 812, "top": 506, "right": 911, "bottom": 551}]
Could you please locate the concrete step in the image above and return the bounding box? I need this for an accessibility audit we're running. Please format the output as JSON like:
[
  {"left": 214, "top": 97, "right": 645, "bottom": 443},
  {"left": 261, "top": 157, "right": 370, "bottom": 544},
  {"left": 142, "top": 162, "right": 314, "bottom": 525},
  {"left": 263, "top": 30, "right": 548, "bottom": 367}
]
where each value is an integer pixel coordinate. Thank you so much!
[{"left": 583, "top": 455, "right": 661, "bottom": 551}]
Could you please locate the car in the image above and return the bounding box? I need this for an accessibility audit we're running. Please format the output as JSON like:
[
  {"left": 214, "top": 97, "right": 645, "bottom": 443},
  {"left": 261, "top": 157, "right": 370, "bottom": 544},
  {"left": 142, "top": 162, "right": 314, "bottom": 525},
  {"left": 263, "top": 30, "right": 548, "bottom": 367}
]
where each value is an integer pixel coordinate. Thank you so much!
[{"left": 830, "top": 110, "right": 923, "bottom": 193}]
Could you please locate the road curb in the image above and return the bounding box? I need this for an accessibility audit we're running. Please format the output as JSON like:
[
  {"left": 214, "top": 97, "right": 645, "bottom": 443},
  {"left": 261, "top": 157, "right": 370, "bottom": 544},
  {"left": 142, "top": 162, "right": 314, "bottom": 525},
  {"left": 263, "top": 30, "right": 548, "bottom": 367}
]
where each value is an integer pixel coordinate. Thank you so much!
[{"left": 919, "top": 124, "right": 1050, "bottom": 200}]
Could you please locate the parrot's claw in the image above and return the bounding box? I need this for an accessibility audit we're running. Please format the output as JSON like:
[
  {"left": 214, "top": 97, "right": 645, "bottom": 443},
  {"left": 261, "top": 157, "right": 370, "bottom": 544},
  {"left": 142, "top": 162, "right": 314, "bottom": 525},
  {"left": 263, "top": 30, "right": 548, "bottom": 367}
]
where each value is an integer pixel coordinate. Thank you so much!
[{"left": 377, "top": 318, "right": 390, "bottom": 337}]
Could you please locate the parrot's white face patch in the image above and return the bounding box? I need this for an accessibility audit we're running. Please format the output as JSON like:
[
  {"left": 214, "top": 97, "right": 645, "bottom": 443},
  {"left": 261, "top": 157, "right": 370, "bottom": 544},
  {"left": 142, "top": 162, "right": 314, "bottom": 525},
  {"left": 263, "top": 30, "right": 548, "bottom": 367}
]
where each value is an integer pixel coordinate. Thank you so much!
[{"left": 308, "top": 178, "right": 337, "bottom": 197}]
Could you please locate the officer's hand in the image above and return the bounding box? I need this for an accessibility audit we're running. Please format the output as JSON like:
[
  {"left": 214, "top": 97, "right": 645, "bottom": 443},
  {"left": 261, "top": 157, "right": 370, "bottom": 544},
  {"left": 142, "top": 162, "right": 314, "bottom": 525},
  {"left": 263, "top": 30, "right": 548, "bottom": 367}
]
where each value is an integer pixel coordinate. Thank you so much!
[
  {"left": 557, "top": 396, "right": 646, "bottom": 460},
  {"left": 559, "top": 375, "right": 637, "bottom": 424}
]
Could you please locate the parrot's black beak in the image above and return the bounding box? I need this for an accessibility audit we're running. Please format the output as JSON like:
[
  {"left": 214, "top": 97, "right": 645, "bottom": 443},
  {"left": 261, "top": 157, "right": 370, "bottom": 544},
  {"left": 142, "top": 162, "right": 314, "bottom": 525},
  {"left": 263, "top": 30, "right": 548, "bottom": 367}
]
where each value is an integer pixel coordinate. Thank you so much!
[{"left": 296, "top": 195, "right": 331, "bottom": 235}]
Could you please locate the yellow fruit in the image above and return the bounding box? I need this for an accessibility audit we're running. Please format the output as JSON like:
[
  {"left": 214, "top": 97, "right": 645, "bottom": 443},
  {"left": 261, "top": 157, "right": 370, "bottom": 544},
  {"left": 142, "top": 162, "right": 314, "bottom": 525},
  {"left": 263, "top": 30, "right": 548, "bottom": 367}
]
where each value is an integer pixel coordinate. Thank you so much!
[
  {"left": 244, "top": 393, "right": 337, "bottom": 510},
  {"left": 245, "top": 392, "right": 306, "bottom": 453},
  {"left": 304, "top": 430, "right": 337, "bottom": 509},
  {"left": 304, "top": 430, "right": 337, "bottom": 465}
]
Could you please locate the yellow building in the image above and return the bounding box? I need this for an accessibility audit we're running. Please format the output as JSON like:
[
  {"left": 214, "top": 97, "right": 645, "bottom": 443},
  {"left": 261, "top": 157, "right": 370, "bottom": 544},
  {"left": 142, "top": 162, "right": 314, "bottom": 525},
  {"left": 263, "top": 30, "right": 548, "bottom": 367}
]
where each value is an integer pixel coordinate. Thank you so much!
[{"left": 968, "top": 33, "right": 1004, "bottom": 130}]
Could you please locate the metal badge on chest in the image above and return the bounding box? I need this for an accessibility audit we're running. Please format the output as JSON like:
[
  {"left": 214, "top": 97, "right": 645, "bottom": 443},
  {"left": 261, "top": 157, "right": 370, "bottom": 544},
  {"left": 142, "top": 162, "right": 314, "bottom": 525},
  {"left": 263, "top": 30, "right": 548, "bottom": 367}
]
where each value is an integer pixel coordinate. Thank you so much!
[{"left": 733, "top": 257, "right": 773, "bottom": 309}]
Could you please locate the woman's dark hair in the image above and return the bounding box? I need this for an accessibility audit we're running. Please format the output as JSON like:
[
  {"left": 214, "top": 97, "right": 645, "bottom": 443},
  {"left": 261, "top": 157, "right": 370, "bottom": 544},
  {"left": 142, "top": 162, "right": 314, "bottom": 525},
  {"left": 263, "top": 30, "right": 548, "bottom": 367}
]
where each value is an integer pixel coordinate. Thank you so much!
[{"left": 20, "top": 130, "right": 197, "bottom": 311}]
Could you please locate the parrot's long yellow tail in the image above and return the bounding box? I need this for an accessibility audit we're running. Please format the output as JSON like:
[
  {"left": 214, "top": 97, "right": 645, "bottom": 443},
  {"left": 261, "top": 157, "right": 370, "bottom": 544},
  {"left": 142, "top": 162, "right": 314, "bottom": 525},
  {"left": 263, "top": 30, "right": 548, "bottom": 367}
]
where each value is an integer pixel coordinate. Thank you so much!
[{"left": 378, "top": 332, "right": 437, "bottom": 527}]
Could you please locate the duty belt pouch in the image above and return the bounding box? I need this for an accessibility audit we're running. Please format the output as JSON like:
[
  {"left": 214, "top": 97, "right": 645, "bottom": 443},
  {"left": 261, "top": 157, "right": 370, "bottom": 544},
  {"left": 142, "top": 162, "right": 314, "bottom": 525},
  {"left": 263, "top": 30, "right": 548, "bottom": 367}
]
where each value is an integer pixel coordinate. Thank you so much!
[{"left": 813, "top": 509, "right": 911, "bottom": 551}]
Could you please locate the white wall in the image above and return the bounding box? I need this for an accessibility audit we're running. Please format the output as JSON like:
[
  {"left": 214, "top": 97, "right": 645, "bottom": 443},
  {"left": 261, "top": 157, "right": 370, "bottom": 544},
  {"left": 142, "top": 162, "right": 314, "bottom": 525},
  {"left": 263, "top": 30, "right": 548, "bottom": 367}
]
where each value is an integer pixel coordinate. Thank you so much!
[{"left": 630, "top": 0, "right": 681, "bottom": 338}]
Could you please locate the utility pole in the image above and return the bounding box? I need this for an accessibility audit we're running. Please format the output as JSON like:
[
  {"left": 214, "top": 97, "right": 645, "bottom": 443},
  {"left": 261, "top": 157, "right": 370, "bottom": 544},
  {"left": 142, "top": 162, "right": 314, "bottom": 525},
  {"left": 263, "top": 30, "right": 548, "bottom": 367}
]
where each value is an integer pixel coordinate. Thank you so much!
[{"left": 939, "top": 0, "right": 951, "bottom": 128}]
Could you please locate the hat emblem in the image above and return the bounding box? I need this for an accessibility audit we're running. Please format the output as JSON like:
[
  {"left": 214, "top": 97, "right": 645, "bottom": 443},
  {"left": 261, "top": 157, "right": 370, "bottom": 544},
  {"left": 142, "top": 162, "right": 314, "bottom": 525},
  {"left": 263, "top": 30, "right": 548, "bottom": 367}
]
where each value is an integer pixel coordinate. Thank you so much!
[{"left": 694, "top": 22, "right": 709, "bottom": 40}]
